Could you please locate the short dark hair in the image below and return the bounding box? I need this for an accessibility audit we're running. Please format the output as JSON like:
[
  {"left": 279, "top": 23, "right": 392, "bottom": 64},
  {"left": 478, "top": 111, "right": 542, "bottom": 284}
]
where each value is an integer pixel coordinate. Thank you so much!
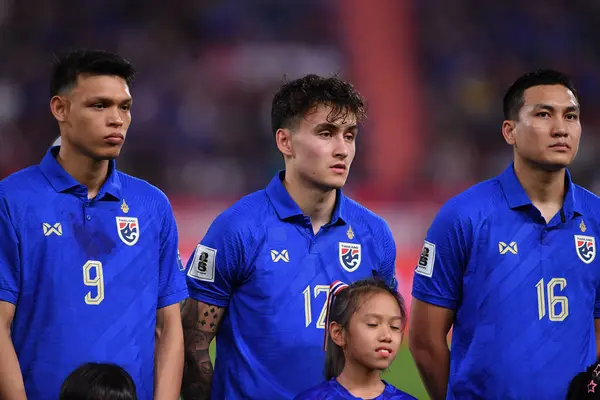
[
  {"left": 270, "top": 74, "right": 366, "bottom": 137},
  {"left": 50, "top": 49, "right": 136, "bottom": 96},
  {"left": 324, "top": 277, "right": 407, "bottom": 380},
  {"left": 59, "top": 363, "right": 137, "bottom": 400},
  {"left": 503, "top": 69, "right": 578, "bottom": 120}
]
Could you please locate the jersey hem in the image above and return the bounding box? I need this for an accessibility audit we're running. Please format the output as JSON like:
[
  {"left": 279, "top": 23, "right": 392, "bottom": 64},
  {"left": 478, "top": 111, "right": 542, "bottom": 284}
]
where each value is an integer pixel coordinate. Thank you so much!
[
  {"left": 157, "top": 289, "right": 189, "bottom": 309},
  {"left": 188, "top": 290, "right": 230, "bottom": 308},
  {"left": 0, "top": 288, "right": 18, "bottom": 305},
  {"left": 412, "top": 289, "right": 457, "bottom": 310}
]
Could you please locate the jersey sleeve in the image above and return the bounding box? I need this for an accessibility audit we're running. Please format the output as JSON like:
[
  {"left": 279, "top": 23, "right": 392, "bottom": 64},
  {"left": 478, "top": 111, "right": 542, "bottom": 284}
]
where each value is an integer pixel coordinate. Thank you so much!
[
  {"left": 0, "top": 194, "right": 20, "bottom": 304},
  {"left": 595, "top": 280, "right": 600, "bottom": 318},
  {"left": 411, "top": 199, "right": 471, "bottom": 310},
  {"left": 185, "top": 209, "right": 249, "bottom": 308},
  {"left": 157, "top": 199, "right": 189, "bottom": 309},
  {"left": 375, "top": 221, "right": 399, "bottom": 291}
]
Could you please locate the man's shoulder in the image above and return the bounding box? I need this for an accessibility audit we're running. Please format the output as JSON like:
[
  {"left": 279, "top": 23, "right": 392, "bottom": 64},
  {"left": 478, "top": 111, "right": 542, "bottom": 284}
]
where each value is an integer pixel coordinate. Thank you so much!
[
  {"left": 436, "top": 177, "right": 504, "bottom": 221},
  {"left": 0, "top": 166, "right": 46, "bottom": 201},
  {"left": 573, "top": 183, "right": 600, "bottom": 213},
  {"left": 343, "top": 196, "right": 389, "bottom": 229},
  {"left": 209, "top": 189, "right": 272, "bottom": 233},
  {"left": 117, "top": 171, "right": 169, "bottom": 203}
]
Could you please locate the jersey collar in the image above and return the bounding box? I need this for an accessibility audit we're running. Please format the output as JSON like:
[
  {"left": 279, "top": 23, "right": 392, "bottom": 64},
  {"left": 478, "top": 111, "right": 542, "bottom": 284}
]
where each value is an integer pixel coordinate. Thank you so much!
[
  {"left": 498, "top": 163, "right": 582, "bottom": 216},
  {"left": 265, "top": 170, "right": 347, "bottom": 225},
  {"left": 39, "top": 146, "right": 122, "bottom": 200}
]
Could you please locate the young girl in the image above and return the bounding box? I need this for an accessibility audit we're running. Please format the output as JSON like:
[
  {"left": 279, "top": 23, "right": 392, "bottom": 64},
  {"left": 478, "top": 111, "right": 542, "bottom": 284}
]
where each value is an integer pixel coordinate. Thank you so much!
[
  {"left": 294, "top": 278, "right": 417, "bottom": 399},
  {"left": 59, "top": 363, "right": 137, "bottom": 400}
]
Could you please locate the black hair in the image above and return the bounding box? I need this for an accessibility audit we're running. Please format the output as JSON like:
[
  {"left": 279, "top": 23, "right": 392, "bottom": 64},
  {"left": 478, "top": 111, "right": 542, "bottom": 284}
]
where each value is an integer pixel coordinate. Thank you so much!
[
  {"left": 323, "top": 277, "right": 407, "bottom": 380},
  {"left": 59, "top": 363, "right": 137, "bottom": 400},
  {"left": 270, "top": 74, "right": 366, "bottom": 138},
  {"left": 503, "top": 69, "right": 578, "bottom": 121},
  {"left": 50, "top": 49, "right": 136, "bottom": 97},
  {"left": 566, "top": 358, "right": 600, "bottom": 399}
]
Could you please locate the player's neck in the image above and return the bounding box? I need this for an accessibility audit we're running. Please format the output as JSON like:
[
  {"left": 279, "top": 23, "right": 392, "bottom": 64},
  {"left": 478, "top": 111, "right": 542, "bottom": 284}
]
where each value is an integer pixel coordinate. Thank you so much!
[
  {"left": 57, "top": 143, "right": 109, "bottom": 199},
  {"left": 513, "top": 158, "right": 566, "bottom": 205},
  {"left": 283, "top": 173, "right": 337, "bottom": 233},
  {"left": 336, "top": 363, "right": 385, "bottom": 398}
]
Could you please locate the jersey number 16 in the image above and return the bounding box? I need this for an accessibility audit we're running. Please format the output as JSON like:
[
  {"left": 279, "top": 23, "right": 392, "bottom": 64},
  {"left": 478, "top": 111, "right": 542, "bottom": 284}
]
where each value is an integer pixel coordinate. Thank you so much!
[{"left": 536, "top": 278, "right": 568, "bottom": 322}]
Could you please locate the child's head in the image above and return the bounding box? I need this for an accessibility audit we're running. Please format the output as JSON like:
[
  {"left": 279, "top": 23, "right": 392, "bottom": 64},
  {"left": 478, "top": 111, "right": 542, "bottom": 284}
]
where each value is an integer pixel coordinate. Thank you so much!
[
  {"left": 566, "top": 358, "right": 600, "bottom": 399},
  {"left": 324, "top": 277, "right": 407, "bottom": 380},
  {"left": 59, "top": 363, "right": 137, "bottom": 400}
]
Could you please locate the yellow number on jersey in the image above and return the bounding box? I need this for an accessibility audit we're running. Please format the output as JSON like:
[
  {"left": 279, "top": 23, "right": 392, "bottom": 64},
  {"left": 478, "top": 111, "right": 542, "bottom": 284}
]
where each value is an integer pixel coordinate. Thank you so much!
[
  {"left": 83, "top": 260, "right": 105, "bottom": 305},
  {"left": 536, "top": 278, "right": 568, "bottom": 322},
  {"left": 303, "top": 285, "right": 330, "bottom": 329}
]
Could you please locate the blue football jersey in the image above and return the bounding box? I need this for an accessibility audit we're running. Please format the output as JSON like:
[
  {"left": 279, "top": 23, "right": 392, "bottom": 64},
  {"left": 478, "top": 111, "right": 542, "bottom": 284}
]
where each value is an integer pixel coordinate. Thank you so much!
[
  {"left": 0, "top": 147, "right": 188, "bottom": 400},
  {"left": 293, "top": 378, "right": 417, "bottom": 400},
  {"left": 185, "top": 171, "right": 398, "bottom": 399},
  {"left": 412, "top": 164, "right": 600, "bottom": 399}
]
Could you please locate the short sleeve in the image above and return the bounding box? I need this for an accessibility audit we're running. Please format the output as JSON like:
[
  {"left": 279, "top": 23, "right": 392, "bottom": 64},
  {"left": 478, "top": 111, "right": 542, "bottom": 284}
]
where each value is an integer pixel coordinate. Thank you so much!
[
  {"left": 185, "top": 209, "right": 249, "bottom": 308},
  {"left": 411, "top": 200, "right": 471, "bottom": 310},
  {"left": 595, "top": 282, "right": 600, "bottom": 318},
  {"left": 157, "top": 199, "right": 189, "bottom": 309},
  {"left": 375, "top": 221, "right": 399, "bottom": 291},
  {"left": 0, "top": 194, "right": 20, "bottom": 304}
]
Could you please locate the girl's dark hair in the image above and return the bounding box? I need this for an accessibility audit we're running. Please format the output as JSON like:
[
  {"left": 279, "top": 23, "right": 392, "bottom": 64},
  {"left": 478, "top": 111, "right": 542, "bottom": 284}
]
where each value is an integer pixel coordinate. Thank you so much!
[
  {"left": 323, "top": 277, "right": 407, "bottom": 380},
  {"left": 59, "top": 363, "right": 137, "bottom": 400},
  {"left": 566, "top": 358, "right": 600, "bottom": 399}
]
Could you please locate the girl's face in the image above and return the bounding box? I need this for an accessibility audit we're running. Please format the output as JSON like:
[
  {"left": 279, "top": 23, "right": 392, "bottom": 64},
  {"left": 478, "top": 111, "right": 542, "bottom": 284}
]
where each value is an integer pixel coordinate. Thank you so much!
[{"left": 342, "top": 292, "right": 404, "bottom": 371}]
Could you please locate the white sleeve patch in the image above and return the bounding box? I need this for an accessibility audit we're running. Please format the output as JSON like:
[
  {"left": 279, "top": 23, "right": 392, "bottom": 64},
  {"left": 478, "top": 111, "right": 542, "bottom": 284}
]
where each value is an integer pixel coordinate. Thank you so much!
[
  {"left": 415, "top": 240, "right": 436, "bottom": 278},
  {"left": 187, "top": 244, "right": 217, "bottom": 282}
]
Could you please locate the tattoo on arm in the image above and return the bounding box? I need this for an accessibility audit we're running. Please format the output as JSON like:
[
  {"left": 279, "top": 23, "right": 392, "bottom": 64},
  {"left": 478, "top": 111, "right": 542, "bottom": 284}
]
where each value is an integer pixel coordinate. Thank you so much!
[{"left": 181, "top": 301, "right": 224, "bottom": 400}]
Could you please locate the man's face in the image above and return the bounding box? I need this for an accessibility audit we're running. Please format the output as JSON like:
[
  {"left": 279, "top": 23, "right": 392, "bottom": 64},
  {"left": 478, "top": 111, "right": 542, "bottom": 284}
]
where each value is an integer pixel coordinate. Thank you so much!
[
  {"left": 280, "top": 104, "right": 357, "bottom": 190},
  {"left": 52, "top": 74, "right": 132, "bottom": 160},
  {"left": 506, "top": 84, "right": 580, "bottom": 170}
]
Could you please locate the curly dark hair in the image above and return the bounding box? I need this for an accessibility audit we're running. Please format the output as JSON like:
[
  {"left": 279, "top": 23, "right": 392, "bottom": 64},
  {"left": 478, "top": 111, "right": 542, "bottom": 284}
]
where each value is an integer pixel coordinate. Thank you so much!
[{"left": 270, "top": 74, "right": 366, "bottom": 137}]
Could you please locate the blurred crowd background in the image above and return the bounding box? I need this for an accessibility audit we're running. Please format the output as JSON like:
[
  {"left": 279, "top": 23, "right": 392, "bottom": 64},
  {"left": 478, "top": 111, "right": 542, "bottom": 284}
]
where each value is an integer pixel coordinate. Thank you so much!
[{"left": 2, "top": 0, "right": 600, "bottom": 271}]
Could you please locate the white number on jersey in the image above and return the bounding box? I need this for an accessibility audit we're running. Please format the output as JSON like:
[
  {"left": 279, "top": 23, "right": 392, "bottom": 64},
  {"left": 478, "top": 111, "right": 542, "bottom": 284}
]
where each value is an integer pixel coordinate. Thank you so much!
[
  {"left": 536, "top": 277, "right": 568, "bottom": 322},
  {"left": 83, "top": 260, "right": 105, "bottom": 305},
  {"left": 303, "top": 285, "right": 330, "bottom": 329}
]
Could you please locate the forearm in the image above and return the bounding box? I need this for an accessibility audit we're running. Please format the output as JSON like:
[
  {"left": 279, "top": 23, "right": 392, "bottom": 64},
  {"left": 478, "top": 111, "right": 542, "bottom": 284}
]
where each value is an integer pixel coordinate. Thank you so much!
[
  {"left": 411, "top": 342, "right": 450, "bottom": 400},
  {"left": 154, "top": 324, "right": 184, "bottom": 400},
  {"left": 181, "top": 328, "right": 213, "bottom": 400},
  {"left": 0, "top": 330, "right": 26, "bottom": 400}
]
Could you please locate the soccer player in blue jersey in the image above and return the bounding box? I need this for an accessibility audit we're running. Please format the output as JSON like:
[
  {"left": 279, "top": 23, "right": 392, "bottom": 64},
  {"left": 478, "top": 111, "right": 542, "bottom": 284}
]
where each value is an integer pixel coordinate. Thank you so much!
[
  {"left": 294, "top": 278, "right": 416, "bottom": 400},
  {"left": 409, "top": 69, "right": 600, "bottom": 400},
  {"left": 0, "top": 49, "right": 188, "bottom": 399},
  {"left": 181, "top": 74, "right": 399, "bottom": 399}
]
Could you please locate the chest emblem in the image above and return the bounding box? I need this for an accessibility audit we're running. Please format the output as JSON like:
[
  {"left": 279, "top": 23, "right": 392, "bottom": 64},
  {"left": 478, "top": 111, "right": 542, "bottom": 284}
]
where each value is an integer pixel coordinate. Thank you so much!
[
  {"left": 339, "top": 242, "right": 361, "bottom": 272},
  {"left": 116, "top": 217, "right": 140, "bottom": 246},
  {"left": 575, "top": 234, "right": 595, "bottom": 264}
]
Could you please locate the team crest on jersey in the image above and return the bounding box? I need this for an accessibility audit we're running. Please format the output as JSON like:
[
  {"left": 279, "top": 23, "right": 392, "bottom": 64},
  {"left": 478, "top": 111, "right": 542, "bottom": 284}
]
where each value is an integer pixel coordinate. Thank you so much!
[
  {"left": 339, "top": 242, "right": 361, "bottom": 272},
  {"left": 575, "top": 234, "right": 595, "bottom": 264},
  {"left": 116, "top": 217, "right": 139, "bottom": 246}
]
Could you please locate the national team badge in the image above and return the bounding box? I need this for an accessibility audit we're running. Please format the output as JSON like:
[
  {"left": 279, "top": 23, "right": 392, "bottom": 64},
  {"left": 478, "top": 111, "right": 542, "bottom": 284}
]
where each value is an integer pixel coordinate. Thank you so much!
[
  {"left": 575, "top": 234, "right": 595, "bottom": 264},
  {"left": 339, "top": 242, "right": 361, "bottom": 272},
  {"left": 116, "top": 216, "right": 139, "bottom": 246}
]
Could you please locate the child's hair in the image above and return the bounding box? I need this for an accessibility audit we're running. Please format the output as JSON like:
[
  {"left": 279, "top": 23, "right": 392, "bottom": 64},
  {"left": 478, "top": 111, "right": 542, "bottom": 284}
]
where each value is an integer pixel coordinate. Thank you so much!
[
  {"left": 323, "top": 277, "right": 407, "bottom": 380},
  {"left": 566, "top": 358, "right": 600, "bottom": 399},
  {"left": 59, "top": 363, "right": 137, "bottom": 400}
]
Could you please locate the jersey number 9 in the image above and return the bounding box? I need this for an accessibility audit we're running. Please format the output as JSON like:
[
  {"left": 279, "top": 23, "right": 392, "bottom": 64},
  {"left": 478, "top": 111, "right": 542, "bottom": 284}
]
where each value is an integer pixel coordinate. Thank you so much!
[
  {"left": 83, "top": 260, "right": 105, "bottom": 305},
  {"left": 536, "top": 278, "right": 568, "bottom": 322}
]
